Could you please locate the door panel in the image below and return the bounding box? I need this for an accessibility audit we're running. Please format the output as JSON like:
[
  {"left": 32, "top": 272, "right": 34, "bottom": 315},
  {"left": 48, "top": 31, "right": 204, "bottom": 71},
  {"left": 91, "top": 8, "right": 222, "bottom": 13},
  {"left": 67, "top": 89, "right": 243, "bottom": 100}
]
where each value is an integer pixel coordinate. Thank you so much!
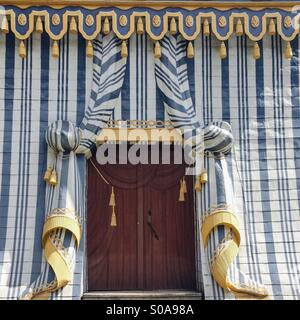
[
  {"left": 87, "top": 157, "right": 196, "bottom": 291},
  {"left": 143, "top": 165, "right": 196, "bottom": 290},
  {"left": 87, "top": 164, "right": 139, "bottom": 290}
]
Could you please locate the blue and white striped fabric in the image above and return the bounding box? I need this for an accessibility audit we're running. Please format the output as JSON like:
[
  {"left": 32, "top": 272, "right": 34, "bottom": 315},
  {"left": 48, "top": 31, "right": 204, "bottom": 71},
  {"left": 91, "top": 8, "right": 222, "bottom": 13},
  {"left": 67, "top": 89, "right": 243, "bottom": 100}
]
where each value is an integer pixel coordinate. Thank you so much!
[
  {"left": 154, "top": 34, "right": 234, "bottom": 173},
  {"left": 154, "top": 33, "right": 266, "bottom": 298},
  {"left": 20, "top": 120, "right": 85, "bottom": 299},
  {"left": 1, "top": 32, "right": 300, "bottom": 300},
  {"left": 78, "top": 33, "right": 127, "bottom": 155},
  {"left": 0, "top": 32, "right": 90, "bottom": 299}
]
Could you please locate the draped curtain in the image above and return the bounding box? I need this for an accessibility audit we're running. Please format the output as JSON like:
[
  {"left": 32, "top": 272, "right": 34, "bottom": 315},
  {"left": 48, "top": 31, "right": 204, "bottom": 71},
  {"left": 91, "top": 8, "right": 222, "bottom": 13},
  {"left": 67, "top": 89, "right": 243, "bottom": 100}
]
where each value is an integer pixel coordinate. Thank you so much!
[
  {"left": 20, "top": 32, "right": 128, "bottom": 299},
  {"left": 154, "top": 33, "right": 268, "bottom": 298}
]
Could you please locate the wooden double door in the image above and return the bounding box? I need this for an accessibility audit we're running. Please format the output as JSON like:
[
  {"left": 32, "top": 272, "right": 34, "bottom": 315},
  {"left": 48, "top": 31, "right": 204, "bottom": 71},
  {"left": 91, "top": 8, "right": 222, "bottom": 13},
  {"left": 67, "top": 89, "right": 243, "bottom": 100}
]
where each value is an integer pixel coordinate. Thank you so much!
[{"left": 87, "top": 154, "right": 196, "bottom": 291}]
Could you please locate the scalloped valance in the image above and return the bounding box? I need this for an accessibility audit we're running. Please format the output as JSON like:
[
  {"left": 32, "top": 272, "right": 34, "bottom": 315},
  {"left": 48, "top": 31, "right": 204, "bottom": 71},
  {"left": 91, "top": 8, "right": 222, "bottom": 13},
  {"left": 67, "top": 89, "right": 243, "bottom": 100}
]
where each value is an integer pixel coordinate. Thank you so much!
[
  {"left": 1, "top": 3, "right": 300, "bottom": 60},
  {"left": 1, "top": 4, "right": 300, "bottom": 42}
]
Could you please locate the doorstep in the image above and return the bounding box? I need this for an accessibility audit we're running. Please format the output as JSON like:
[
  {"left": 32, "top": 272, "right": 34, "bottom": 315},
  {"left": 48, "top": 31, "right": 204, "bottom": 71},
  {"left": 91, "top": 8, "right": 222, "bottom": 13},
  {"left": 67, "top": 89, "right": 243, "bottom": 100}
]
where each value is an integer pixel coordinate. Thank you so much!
[{"left": 82, "top": 290, "right": 203, "bottom": 300}]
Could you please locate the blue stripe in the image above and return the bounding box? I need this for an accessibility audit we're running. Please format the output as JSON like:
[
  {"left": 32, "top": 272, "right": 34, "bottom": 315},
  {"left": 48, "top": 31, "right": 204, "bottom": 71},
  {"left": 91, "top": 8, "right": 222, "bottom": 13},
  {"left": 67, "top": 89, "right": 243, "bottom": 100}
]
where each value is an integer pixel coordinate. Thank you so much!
[{"left": 221, "top": 40, "right": 230, "bottom": 122}]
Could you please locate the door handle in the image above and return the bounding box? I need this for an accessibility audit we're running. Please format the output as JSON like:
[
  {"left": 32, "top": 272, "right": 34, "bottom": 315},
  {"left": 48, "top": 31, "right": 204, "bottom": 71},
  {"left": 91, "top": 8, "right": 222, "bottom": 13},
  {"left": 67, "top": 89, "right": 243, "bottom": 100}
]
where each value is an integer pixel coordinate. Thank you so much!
[{"left": 147, "top": 210, "right": 159, "bottom": 240}]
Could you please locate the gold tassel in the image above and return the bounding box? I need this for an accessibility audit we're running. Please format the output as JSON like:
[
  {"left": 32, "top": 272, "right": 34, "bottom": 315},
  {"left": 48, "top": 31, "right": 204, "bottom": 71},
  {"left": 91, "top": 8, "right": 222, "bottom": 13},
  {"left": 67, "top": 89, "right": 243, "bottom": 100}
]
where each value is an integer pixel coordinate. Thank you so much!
[
  {"left": 268, "top": 18, "right": 276, "bottom": 36},
  {"left": 194, "top": 176, "right": 202, "bottom": 192},
  {"left": 182, "top": 177, "right": 187, "bottom": 193},
  {"left": 69, "top": 17, "right": 77, "bottom": 33},
  {"left": 52, "top": 41, "right": 59, "bottom": 58},
  {"left": 236, "top": 19, "right": 243, "bottom": 36},
  {"left": 86, "top": 40, "right": 93, "bottom": 58},
  {"left": 109, "top": 186, "right": 116, "bottom": 206},
  {"left": 1, "top": 16, "right": 9, "bottom": 34},
  {"left": 179, "top": 180, "right": 185, "bottom": 202},
  {"left": 154, "top": 41, "right": 161, "bottom": 59},
  {"left": 253, "top": 41, "right": 260, "bottom": 60},
  {"left": 137, "top": 17, "right": 144, "bottom": 35},
  {"left": 203, "top": 19, "right": 210, "bottom": 37},
  {"left": 200, "top": 170, "right": 208, "bottom": 184},
  {"left": 121, "top": 40, "right": 128, "bottom": 58},
  {"left": 170, "top": 17, "right": 177, "bottom": 35},
  {"left": 284, "top": 41, "right": 293, "bottom": 59},
  {"left": 49, "top": 170, "right": 58, "bottom": 186},
  {"left": 110, "top": 206, "right": 117, "bottom": 227},
  {"left": 187, "top": 41, "right": 194, "bottom": 59},
  {"left": 219, "top": 41, "right": 227, "bottom": 59},
  {"left": 19, "top": 41, "right": 26, "bottom": 59},
  {"left": 103, "top": 17, "right": 110, "bottom": 35},
  {"left": 35, "top": 16, "right": 43, "bottom": 34},
  {"left": 43, "top": 167, "right": 53, "bottom": 182}
]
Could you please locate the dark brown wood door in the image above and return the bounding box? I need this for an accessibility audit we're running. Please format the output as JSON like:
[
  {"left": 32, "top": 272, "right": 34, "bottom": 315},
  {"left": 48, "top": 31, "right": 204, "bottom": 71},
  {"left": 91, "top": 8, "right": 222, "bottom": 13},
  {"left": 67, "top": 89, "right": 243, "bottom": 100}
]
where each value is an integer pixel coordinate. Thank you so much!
[{"left": 87, "top": 157, "right": 196, "bottom": 291}]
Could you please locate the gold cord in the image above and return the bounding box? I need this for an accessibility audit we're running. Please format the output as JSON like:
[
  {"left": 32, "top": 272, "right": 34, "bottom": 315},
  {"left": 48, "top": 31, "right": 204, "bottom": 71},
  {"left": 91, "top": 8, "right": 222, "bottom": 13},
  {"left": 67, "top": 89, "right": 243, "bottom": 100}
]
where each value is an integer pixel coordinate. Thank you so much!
[{"left": 89, "top": 158, "right": 110, "bottom": 185}]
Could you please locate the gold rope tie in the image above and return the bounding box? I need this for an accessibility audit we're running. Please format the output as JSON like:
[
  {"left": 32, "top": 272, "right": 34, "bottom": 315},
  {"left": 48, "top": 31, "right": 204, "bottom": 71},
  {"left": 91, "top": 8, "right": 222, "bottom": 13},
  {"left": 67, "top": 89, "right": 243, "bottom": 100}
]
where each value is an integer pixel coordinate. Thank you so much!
[{"left": 90, "top": 159, "right": 117, "bottom": 227}]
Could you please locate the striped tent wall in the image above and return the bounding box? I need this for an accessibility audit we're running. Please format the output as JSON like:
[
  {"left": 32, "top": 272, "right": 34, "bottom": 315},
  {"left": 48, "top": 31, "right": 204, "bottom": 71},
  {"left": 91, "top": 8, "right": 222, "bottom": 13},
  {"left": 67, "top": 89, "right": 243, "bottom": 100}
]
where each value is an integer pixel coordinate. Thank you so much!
[
  {"left": 0, "top": 32, "right": 92, "bottom": 299},
  {"left": 0, "top": 32, "right": 300, "bottom": 299},
  {"left": 194, "top": 34, "right": 300, "bottom": 300}
]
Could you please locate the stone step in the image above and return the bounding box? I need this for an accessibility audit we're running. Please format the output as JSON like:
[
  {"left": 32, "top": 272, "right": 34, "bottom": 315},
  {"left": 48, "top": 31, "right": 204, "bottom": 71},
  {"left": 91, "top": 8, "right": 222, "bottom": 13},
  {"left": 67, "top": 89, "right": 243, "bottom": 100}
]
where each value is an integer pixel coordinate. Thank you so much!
[{"left": 82, "top": 290, "right": 203, "bottom": 300}]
